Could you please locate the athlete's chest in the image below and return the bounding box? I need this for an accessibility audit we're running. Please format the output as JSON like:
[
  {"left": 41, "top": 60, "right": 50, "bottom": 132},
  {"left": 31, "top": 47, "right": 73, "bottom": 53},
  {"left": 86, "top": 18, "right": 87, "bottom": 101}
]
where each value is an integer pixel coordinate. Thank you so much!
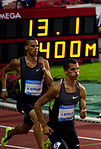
[
  {"left": 59, "top": 87, "right": 80, "bottom": 105},
  {"left": 22, "top": 64, "right": 43, "bottom": 80}
]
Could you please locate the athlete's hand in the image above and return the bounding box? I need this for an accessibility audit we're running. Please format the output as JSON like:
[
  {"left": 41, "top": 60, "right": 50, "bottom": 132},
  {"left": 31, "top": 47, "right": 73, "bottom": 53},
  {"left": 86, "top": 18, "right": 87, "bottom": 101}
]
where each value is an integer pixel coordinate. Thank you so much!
[
  {"left": 43, "top": 125, "right": 54, "bottom": 135},
  {"left": 1, "top": 91, "right": 8, "bottom": 100},
  {"left": 80, "top": 107, "right": 87, "bottom": 119},
  {"left": 38, "top": 56, "right": 45, "bottom": 70}
]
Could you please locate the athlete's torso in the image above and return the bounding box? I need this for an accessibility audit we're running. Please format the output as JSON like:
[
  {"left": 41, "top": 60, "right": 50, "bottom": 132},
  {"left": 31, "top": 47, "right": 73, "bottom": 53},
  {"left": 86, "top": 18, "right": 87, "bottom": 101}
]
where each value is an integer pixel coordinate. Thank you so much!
[
  {"left": 49, "top": 79, "right": 80, "bottom": 128},
  {"left": 20, "top": 57, "right": 43, "bottom": 97}
]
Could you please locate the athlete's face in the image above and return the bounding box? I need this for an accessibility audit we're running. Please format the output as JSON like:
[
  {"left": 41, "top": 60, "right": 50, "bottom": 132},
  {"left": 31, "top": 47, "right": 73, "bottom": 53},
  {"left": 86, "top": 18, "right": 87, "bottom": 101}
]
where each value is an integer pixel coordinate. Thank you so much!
[
  {"left": 26, "top": 40, "right": 39, "bottom": 57},
  {"left": 65, "top": 63, "right": 79, "bottom": 80}
]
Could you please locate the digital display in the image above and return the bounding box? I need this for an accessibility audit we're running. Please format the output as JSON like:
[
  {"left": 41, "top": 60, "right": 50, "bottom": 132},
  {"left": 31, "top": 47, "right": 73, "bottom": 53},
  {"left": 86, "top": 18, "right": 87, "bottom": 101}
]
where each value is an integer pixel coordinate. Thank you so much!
[
  {"left": 0, "top": 16, "right": 96, "bottom": 39},
  {"left": 0, "top": 7, "right": 98, "bottom": 62},
  {"left": 0, "top": 39, "right": 97, "bottom": 61}
]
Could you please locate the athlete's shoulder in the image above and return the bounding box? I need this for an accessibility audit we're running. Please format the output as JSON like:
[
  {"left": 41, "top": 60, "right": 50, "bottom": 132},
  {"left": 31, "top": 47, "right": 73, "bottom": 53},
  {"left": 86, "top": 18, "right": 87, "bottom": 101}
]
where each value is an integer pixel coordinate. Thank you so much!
[
  {"left": 78, "top": 83, "right": 86, "bottom": 91},
  {"left": 47, "top": 81, "right": 60, "bottom": 98},
  {"left": 52, "top": 80, "right": 61, "bottom": 91},
  {"left": 2, "top": 58, "right": 20, "bottom": 72},
  {"left": 78, "top": 83, "right": 86, "bottom": 97},
  {"left": 10, "top": 58, "right": 20, "bottom": 65}
]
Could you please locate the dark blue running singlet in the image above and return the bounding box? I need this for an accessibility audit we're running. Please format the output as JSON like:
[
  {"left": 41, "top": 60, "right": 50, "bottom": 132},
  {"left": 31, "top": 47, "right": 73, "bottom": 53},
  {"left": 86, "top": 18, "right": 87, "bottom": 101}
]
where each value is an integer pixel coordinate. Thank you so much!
[
  {"left": 49, "top": 79, "right": 80, "bottom": 127},
  {"left": 20, "top": 57, "right": 43, "bottom": 97}
]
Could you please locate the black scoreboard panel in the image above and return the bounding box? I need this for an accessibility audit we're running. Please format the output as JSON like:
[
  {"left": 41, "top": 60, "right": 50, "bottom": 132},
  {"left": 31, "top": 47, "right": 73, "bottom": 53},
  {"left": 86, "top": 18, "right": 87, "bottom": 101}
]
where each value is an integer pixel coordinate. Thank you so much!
[
  {"left": 0, "top": 16, "right": 97, "bottom": 39},
  {"left": 0, "top": 38, "right": 98, "bottom": 61},
  {"left": 0, "top": 7, "right": 98, "bottom": 62}
]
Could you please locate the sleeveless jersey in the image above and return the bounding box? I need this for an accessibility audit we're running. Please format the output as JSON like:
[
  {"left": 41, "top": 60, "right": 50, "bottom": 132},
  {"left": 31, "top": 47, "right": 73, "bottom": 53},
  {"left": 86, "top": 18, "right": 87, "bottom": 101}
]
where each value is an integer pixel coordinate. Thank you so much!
[
  {"left": 49, "top": 79, "right": 80, "bottom": 127},
  {"left": 20, "top": 57, "right": 43, "bottom": 97}
]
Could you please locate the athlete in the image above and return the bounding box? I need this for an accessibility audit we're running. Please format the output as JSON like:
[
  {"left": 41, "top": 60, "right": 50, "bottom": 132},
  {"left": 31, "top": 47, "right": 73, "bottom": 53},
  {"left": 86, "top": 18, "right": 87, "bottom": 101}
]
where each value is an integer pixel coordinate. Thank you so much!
[
  {"left": 34, "top": 58, "right": 87, "bottom": 149},
  {"left": 1, "top": 37, "right": 53, "bottom": 149}
]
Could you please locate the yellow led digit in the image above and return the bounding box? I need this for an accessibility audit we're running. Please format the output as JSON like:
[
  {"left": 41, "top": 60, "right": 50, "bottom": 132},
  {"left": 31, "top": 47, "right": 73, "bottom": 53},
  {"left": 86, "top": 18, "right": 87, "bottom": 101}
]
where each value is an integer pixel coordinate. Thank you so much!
[
  {"left": 29, "top": 20, "right": 33, "bottom": 37},
  {"left": 75, "top": 17, "right": 80, "bottom": 35},
  {"left": 70, "top": 40, "right": 81, "bottom": 57},
  {"left": 39, "top": 42, "right": 50, "bottom": 59},
  {"left": 37, "top": 19, "right": 48, "bottom": 36},
  {"left": 85, "top": 43, "right": 96, "bottom": 57},
  {"left": 54, "top": 41, "right": 65, "bottom": 58}
]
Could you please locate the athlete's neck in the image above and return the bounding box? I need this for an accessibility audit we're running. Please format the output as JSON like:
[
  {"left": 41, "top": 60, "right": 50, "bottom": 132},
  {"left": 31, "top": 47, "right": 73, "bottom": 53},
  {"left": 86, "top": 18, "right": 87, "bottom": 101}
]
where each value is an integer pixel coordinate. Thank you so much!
[
  {"left": 26, "top": 55, "right": 37, "bottom": 63},
  {"left": 25, "top": 56, "right": 37, "bottom": 68},
  {"left": 64, "top": 78, "right": 77, "bottom": 86}
]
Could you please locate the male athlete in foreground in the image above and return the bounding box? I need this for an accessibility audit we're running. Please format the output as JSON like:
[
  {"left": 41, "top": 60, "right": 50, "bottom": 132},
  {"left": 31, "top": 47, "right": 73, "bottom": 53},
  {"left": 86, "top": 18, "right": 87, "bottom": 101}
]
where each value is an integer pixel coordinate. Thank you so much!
[{"left": 34, "top": 58, "right": 87, "bottom": 149}]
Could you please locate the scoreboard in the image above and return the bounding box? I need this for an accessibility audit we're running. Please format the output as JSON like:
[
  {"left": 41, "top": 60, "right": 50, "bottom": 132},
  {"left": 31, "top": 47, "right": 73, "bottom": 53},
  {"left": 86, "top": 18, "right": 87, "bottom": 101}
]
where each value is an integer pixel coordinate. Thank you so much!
[{"left": 0, "top": 7, "right": 98, "bottom": 62}]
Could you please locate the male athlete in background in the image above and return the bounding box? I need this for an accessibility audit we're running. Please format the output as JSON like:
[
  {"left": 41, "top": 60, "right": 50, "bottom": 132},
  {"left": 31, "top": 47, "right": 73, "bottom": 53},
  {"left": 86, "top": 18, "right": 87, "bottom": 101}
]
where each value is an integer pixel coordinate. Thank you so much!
[{"left": 1, "top": 37, "right": 53, "bottom": 149}]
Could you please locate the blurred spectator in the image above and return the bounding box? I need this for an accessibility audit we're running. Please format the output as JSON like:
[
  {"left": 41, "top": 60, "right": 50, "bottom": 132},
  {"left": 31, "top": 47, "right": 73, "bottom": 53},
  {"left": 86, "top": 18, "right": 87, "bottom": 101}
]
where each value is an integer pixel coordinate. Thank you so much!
[
  {"left": 16, "top": 0, "right": 26, "bottom": 9},
  {"left": 98, "top": 13, "right": 101, "bottom": 33},
  {"left": 0, "top": 0, "right": 2, "bottom": 9},
  {"left": 26, "top": 0, "right": 36, "bottom": 8}
]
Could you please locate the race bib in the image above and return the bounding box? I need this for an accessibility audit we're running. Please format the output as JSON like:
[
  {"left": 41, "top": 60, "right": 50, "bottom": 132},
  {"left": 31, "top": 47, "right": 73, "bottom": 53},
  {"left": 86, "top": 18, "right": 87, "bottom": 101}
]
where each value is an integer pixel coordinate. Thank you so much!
[
  {"left": 58, "top": 105, "right": 74, "bottom": 122},
  {"left": 25, "top": 80, "right": 43, "bottom": 96}
]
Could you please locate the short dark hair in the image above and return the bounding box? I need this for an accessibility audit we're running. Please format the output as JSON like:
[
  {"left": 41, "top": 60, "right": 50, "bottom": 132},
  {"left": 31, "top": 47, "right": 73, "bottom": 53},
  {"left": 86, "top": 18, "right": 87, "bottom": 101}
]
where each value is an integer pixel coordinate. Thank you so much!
[
  {"left": 63, "top": 58, "right": 78, "bottom": 70},
  {"left": 25, "top": 37, "right": 37, "bottom": 45}
]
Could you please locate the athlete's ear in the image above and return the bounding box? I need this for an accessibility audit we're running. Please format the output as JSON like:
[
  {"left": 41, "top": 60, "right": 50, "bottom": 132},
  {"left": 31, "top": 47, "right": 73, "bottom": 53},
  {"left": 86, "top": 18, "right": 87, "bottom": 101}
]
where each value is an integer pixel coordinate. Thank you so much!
[
  {"left": 64, "top": 69, "right": 68, "bottom": 74},
  {"left": 25, "top": 45, "right": 27, "bottom": 51}
]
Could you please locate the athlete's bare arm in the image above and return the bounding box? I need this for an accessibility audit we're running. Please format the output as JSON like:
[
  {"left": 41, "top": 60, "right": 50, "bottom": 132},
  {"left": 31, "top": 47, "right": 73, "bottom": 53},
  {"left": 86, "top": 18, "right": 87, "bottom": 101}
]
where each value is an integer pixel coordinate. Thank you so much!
[
  {"left": 79, "top": 83, "right": 87, "bottom": 119},
  {"left": 34, "top": 81, "right": 60, "bottom": 135},
  {"left": 39, "top": 56, "right": 53, "bottom": 87},
  {"left": 1, "top": 58, "right": 20, "bottom": 99}
]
